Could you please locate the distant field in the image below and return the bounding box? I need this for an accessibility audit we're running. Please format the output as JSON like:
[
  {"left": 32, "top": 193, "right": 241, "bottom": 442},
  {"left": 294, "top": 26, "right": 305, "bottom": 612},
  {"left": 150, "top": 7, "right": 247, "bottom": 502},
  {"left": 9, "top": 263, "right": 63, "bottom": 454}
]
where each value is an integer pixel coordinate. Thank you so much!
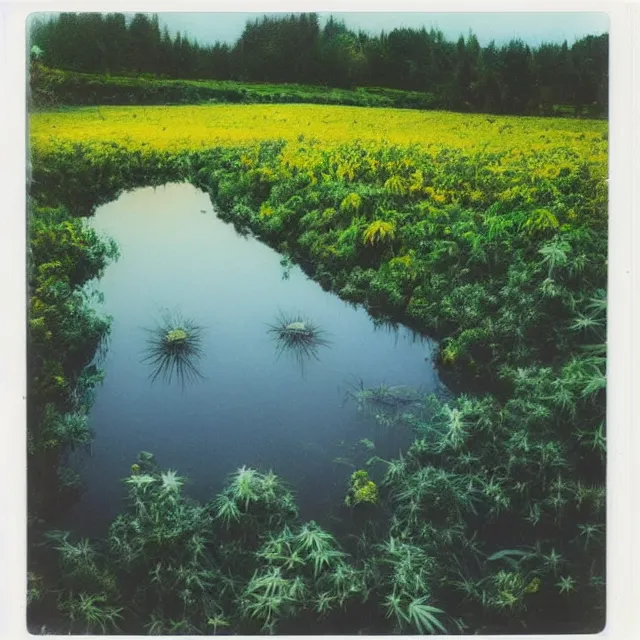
[
  {"left": 30, "top": 104, "right": 608, "bottom": 158},
  {"left": 30, "top": 68, "right": 605, "bottom": 120}
]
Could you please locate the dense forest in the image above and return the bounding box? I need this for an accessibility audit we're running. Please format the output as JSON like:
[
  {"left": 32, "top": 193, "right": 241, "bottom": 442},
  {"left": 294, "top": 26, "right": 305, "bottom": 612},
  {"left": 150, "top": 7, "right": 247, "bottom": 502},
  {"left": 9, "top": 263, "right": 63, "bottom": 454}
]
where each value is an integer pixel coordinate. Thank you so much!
[{"left": 29, "top": 12, "right": 608, "bottom": 116}]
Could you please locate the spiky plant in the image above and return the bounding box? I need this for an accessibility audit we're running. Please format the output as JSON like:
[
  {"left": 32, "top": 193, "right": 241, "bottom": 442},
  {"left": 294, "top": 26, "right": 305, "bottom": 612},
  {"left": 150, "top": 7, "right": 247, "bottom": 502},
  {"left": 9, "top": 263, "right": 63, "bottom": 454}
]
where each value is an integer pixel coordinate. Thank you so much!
[
  {"left": 577, "top": 523, "right": 604, "bottom": 550},
  {"left": 159, "top": 469, "right": 185, "bottom": 496},
  {"left": 383, "top": 591, "right": 406, "bottom": 628},
  {"left": 228, "top": 466, "right": 261, "bottom": 510},
  {"left": 267, "top": 312, "right": 331, "bottom": 368},
  {"left": 124, "top": 473, "right": 157, "bottom": 494},
  {"left": 206, "top": 614, "right": 231, "bottom": 634},
  {"left": 248, "top": 521, "right": 360, "bottom": 629},
  {"left": 45, "top": 531, "right": 104, "bottom": 585},
  {"left": 213, "top": 494, "right": 242, "bottom": 528},
  {"left": 406, "top": 598, "right": 448, "bottom": 634},
  {"left": 212, "top": 467, "right": 298, "bottom": 537},
  {"left": 314, "top": 591, "right": 336, "bottom": 616},
  {"left": 241, "top": 567, "right": 298, "bottom": 631},
  {"left": 556, "top": 575, "right": 577, "bottom": 594},
  {"left": 381, "top": 453, "right": 408, "bottom": 486},
  {"left": 42, "top": 406, "right": 92, "bottom": 451},
  {"left": 142, "top": 310, "right": 204, "bottom": 387},
  {"left": 293, "top": 521, "right": 335, "bottom": 555},
  {"left": 310, "top": 545, "right": 346, "bottom": 577},
  {"left": 436, "top": 405, "right": 470, "bottom": 452},
  {"left": 329, "top": 562, "right": 364, "bottom": 606},
  {"left": 260, "top": 470, "right": 282, "bottom": 502},
  {"left": 58, "top": 592, "right": 123, "bottom": 634}
]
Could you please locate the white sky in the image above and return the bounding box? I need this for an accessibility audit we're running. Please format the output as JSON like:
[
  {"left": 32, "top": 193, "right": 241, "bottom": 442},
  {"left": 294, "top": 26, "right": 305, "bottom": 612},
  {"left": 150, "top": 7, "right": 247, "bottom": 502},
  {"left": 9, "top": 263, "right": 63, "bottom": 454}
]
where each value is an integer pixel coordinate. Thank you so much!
[{"left": 155, "top": 11, "right": 609, "bottom": 47}]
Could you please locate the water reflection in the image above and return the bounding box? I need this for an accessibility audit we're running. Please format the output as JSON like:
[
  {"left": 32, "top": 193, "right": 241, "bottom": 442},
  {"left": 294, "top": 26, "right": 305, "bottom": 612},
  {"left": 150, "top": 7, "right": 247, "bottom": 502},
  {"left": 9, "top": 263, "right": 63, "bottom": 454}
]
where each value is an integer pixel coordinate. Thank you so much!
[
  {"left": 141, "top": 310, "right": 205, "bottom": 388},
  {"left": 69, "top": 184, "right": 446, "bottom": 538},
  {"left": 279, "top": 256, "right": 293, "bottom": 280},
  {"left": 267, "top": 312, "right": 331, "bottom": 373},
  {"left": 371, "top": 314, "right": 427, "bottom": 346}
]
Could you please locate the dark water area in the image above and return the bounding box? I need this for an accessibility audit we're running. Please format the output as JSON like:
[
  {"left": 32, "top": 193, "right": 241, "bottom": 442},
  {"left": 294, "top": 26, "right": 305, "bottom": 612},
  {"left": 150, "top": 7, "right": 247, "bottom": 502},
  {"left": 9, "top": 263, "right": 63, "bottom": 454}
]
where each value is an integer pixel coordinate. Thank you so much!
[{"left": 60, "top": 183, "right": 445, "bottom": 538}]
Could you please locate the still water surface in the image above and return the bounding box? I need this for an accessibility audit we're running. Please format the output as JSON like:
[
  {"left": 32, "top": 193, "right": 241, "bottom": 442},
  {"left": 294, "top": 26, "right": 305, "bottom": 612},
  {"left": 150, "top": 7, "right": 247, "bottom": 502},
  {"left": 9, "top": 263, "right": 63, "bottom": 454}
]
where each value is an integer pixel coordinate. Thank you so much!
[{"left": 63, "top": 183, "right": 444, "bottom": 536}]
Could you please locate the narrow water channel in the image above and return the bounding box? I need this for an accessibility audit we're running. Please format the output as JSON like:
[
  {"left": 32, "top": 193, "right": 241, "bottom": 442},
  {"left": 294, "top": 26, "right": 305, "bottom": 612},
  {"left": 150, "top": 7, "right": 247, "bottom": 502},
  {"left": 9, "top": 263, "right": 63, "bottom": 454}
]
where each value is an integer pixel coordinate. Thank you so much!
[{"left": 62, "top": 183, "right": 445, "bottom": 537}]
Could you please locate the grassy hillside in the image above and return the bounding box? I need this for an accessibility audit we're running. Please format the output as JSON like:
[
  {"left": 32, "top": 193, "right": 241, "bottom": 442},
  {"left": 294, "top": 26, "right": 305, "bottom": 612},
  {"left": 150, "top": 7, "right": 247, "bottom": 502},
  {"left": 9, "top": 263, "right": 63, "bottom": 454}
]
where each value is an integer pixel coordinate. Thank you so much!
[{"left": 30, "top": 66, "right": 441, "bottom": 111}]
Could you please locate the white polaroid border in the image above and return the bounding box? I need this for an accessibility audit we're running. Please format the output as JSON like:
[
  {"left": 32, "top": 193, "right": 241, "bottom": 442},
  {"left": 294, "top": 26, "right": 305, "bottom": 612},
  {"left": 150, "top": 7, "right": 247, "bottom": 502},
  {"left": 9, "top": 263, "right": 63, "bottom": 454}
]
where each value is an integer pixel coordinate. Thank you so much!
[{"left": 0, "top": 1, "right": 637, "bottom": 640}]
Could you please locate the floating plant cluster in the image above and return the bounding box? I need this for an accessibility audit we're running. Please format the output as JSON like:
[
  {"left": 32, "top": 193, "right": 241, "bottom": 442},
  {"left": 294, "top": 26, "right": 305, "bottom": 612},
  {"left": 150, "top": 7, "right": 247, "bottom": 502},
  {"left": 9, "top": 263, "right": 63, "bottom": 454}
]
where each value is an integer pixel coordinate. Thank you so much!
[
  {"left": 142, "top": 310, "right": 332, "bottom": 387},
  {"left": 268, "top": 312, "right": 332, "bottom": 371},
  {"left": 141, "top": 311, "right": 205, "bottom": 387}
]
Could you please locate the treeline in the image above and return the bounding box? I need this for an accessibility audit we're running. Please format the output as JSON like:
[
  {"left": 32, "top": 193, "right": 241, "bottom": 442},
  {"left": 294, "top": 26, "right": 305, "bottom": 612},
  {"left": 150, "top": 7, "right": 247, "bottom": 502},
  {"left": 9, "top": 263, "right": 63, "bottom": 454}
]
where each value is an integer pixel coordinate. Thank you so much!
[{"left": 29, "top": 12, "right": 608, "bottom": 116}]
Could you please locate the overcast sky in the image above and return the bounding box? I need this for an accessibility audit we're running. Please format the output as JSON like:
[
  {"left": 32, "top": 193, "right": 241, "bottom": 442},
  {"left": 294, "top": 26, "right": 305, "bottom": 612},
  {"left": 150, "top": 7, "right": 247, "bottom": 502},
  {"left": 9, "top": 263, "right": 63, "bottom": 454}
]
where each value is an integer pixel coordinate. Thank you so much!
[{"left": 154, "top": 12, "right": 608, "bottom": 47}]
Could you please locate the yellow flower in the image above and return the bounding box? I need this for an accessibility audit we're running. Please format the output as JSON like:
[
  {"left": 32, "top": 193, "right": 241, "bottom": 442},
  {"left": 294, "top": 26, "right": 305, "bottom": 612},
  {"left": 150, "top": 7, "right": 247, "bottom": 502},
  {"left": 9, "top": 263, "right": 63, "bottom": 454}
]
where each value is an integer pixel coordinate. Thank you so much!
[
  {"left": 259, "top": 204, "right": 275, "bottom": 217},
  {"left": 340, "top": 192, "right": 362, "bottom": 213},
  {"left": 363, "top": 220, "right": 395, "bottom": 245},
  {"left": 30, "top": 104, "right": 607, "bottom": 156}
]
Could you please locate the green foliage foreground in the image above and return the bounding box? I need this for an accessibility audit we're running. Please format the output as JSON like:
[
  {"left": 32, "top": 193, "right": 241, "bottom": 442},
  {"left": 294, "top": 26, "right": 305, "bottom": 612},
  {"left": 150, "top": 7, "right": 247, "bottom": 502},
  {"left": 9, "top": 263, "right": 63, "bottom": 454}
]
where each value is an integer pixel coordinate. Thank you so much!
[
  {"left": 27, "top": 201, "right": 118, "bottom": 516},
  {"left": 27, "top": 135, "right": 606, "bottom": 633}
]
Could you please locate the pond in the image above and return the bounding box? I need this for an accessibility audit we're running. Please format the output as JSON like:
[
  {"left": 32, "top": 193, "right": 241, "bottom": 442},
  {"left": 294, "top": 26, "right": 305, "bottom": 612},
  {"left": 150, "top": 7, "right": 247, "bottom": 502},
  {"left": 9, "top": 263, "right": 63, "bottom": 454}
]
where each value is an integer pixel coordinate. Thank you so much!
[{"left": 61, "top": 183, "right": 446, "bottom": 538}]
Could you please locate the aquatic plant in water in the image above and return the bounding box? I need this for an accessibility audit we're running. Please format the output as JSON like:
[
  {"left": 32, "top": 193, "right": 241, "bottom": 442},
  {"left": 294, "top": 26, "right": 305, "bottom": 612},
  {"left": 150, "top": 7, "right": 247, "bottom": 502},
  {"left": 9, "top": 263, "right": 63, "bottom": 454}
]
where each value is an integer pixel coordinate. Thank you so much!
[
  {"left": 245, "top": 521, "right": 358, "bottom": 632},
  {"left": 346, "top": 380, "right": 425, "bottom": 427},
  {"left": 267, "top": 312, "right": 330, "bottom": 369},
  {"left": 212, "top": 465, "right": 299, "bottom": 533},
  {"left": 345, "top": 470, "right": 379, "bottom": 507},
  {"left": 141, "top": 311, "right": 204, "bottom": 387},
  {"left": 359, "top": 438, "right": 376, "bottom": 451}
]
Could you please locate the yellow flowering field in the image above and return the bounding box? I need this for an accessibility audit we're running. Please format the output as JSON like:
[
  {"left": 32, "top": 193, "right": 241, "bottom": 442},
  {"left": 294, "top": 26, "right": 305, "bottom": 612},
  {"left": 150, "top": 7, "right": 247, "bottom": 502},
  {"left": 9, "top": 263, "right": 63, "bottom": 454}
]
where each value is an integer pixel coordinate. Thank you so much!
[{"left": 30, "top": 104, "right": 607, "bottom": 159}]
